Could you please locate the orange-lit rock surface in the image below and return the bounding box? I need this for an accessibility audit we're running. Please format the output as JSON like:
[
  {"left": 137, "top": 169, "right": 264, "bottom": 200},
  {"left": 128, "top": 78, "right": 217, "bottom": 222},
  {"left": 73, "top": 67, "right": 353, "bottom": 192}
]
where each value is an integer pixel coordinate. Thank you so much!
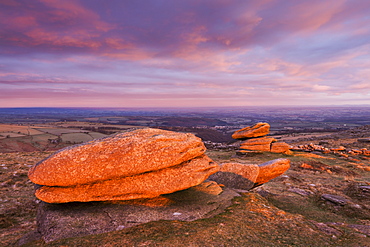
[
  {"left": 234, "top": 123, "right": 292, "bottom": 154},
  {"left": 254, "top": 158, "right": 290, "bottom": 186},
  {"left": 232, "top": 122, "right": 270, "bottom": 139},
  {"left": 29, "top": 128, "right": 219, "bottom": 203},
  {"left": 35, "top": 155, "right": 218, "bottom": 203},
  {"left": 209, "top": 160, "right": 289, "bottom": 190},
  {"left": 240, "top": 137, "right": 277, "bottom": 146},
  {"left": 219, "top": 162, "right": 259, "bottom": 182},
  {"left": 240, "top": 144, "right": 271, "bottom": 152},
  {"left": 29, "top": 128, "right": 206, "bottom": 187},
  {"left": 271, "top": 142, "right": 292, "bottom": 154}
]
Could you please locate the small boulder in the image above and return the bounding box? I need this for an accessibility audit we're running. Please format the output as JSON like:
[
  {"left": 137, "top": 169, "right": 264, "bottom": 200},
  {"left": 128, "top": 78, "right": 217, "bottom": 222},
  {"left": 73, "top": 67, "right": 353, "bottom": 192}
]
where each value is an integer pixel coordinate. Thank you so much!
[
  {"left": 209, "top": 163, "right": 259, "bottom": 190},
  {"left": 232, "top": 123, "right": 270, "bottom": 139},
  {"left": 255, "top": 158, "right": 290, "bottom": 186},
  {"left": 321, "top": 194, "right": 350, "bottom": 206},
  {"left": 209, "top": 159, "right": 290, "bottom": 189}
]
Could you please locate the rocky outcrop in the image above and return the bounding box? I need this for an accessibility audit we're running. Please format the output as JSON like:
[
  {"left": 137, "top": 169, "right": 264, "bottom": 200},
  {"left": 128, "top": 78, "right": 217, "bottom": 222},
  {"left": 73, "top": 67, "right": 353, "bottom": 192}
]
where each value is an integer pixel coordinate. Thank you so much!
[
  {"left": 28, "top": 128, "right": 219, "bottom": 203},
  {"left": 232, "top": 122, "right": 270, "bottom": 139},
  {"left": 209, "top": 159, "right": 290, "bottom": 189},
  {"left": 24, "top": 127, "right": 292, "bottom": 244},
  {"left": 232, "top": 123, "right": 291, "bottom": 154},
  {"left": 292, "top": 144, "right": 370, "bottom": 157}
]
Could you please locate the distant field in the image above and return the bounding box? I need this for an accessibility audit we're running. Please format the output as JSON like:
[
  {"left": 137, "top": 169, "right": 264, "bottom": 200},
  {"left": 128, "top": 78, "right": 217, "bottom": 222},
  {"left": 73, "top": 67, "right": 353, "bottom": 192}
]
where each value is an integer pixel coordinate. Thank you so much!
[
  {"left": 0, "top": 132, "right": 26, "bottom": 139},
  {"left": 61, "top": 132, "right": 107, "bottom": 143},
  {"left": 0, "top": 124, "right": 46, "bottom": 136},
  {"left": 34, "top": 128, "right": 84, "bottom": 136},
  {"left": 0, "top": 122, "right": 112, "bottom": 153}
]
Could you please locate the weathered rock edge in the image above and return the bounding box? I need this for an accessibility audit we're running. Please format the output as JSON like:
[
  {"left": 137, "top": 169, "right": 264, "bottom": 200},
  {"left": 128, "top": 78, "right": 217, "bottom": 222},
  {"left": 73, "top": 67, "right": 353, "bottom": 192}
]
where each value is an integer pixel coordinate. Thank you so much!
[{"left": 232, "top": 122, "right": 270, "bottom": 139}]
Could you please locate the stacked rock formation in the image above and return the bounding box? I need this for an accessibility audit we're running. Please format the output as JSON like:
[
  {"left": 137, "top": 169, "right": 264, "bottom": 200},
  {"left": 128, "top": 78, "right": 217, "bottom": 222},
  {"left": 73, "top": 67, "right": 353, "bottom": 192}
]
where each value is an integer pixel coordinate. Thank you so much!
[
  {"left": 28, "top": 128, "right": 219, "bottom": 203},
  {"left": 24, "top": 127, "right": 293, "bottom": 243},
  {"left": 232, "top": 123, "right": 291, "bottom": 154}
]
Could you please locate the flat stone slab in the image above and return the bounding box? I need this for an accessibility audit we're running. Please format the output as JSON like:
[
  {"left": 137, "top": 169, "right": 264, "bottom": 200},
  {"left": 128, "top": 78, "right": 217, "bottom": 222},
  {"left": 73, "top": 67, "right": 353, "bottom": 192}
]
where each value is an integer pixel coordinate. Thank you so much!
[{"left": 35, "top": 183, "right": 240, "bottom": 243}]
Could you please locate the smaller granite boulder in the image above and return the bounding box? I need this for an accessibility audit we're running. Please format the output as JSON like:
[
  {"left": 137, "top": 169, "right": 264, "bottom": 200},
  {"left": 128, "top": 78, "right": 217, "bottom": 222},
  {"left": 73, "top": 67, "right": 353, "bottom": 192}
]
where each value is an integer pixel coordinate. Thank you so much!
[
  {"left": 255, "top": 158, "right": 290, "bottom": 186},
  {"left": 232, "top": 122, "right": 270, "bottom": 139},
  {"left": 209, "top": 159, "right": 290, "bottom": 189},
  {"left": 209, "top": 163, "right": 259, "bottom": 190}
]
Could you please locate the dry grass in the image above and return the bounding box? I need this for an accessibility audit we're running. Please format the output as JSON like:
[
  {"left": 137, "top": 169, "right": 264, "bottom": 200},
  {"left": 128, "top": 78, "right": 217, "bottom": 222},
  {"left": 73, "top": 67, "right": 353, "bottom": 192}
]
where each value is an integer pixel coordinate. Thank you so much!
[{"left": 1, "top": 145, "right": 370, "bottom": 246}]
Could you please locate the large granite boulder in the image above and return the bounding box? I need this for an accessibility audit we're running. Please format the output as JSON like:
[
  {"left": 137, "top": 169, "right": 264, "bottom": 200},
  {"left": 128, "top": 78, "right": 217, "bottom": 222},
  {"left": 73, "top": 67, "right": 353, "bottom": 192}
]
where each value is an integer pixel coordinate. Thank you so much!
[
  {"left": 232, "top": 122, "right": 270, "bottom": 139},
  {"left": 28, "top": 128, "right": 219, "bottom": 203},
  {"left": 35, "top": 155, "right": 217, "bottom": 203}
]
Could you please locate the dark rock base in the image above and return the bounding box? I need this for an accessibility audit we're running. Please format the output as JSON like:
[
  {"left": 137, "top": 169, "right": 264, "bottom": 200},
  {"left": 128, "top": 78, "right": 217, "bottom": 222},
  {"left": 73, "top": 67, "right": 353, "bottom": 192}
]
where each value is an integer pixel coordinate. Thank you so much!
[{"left": 28, "top": 184, "right": 239, "bottom": 243}]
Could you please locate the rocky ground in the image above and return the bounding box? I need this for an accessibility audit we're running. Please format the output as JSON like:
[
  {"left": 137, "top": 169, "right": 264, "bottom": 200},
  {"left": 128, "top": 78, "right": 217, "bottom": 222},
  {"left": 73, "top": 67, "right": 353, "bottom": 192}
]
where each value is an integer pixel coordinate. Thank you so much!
[{"left": 1, "top": 129, "right": 370, "bottom": 246}]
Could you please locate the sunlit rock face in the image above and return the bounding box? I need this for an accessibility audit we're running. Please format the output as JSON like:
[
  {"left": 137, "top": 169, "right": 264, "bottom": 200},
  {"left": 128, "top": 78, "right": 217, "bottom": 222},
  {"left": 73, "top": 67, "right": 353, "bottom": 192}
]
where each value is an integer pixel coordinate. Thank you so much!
[
  {"left": 240, "top": 137, "right": 277, "bottom": 152},
  {"left": 232, "top": 122, "right": 270, "bottom": 139},
  {"left": 254, "top": 158, "right": 291, "bottom": 186},
  {"left": 208, "top": 159, "right": 290, "bottom": 190},
  {"left": 28, "top": 128, "right": 219, "bottom": 203}
]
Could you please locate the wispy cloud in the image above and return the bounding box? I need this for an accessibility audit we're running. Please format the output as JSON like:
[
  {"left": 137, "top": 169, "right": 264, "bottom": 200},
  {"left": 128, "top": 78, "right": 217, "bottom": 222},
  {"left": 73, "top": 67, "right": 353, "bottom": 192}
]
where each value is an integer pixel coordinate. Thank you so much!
[{"left": 1, "top": 0, "right": 369, "bottom": 107}]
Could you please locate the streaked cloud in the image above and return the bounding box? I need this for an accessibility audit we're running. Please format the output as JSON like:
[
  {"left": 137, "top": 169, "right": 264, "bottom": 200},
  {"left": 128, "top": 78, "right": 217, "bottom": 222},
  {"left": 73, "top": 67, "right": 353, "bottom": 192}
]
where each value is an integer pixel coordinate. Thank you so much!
[{"left": 0, "top": 0, "right": 369, "bottom": 107}]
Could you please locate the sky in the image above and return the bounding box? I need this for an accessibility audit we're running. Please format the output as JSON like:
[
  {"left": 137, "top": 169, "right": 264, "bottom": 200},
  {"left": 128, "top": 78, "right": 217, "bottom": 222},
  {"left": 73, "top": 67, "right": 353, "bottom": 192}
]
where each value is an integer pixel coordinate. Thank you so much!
[{"left": 1, "top": 0, "right": 370, "bottom": 108}]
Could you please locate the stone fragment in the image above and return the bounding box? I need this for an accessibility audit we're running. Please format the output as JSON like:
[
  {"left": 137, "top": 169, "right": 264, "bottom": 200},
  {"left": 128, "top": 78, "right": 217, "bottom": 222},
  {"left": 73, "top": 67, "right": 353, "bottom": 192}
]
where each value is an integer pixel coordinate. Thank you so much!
[
  {"left": 358, "top": 138, "right": 370, "bottom": 143},
  {"left": 331, "top": 146, "right": 346, "bottom": 152},
  {"left": 29, "top": 128, "right": 206, "bottom": 187},
  {"left": 288, "top": 188, "right": 313, "bottom": 196},
  {"left": 321, "top": 194, "right": 350, "bottom": 206},
  {"left": 255, "top": 158, "right": 290, "bottom": 186},
  {"left": 312, "top": 222, "right": 343, "bottom": 237},
  {"left": 232, "top": 122, "right": 270, "bottom": 139},
  {"left": 35, "top": 155, "right": 219, "bottom": 203},
  {"left": 348, "top": 224, "right": 370, "bottom": 236},
  {"left": 271, "top": 142, "right": 291, "bottom": 154}
]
